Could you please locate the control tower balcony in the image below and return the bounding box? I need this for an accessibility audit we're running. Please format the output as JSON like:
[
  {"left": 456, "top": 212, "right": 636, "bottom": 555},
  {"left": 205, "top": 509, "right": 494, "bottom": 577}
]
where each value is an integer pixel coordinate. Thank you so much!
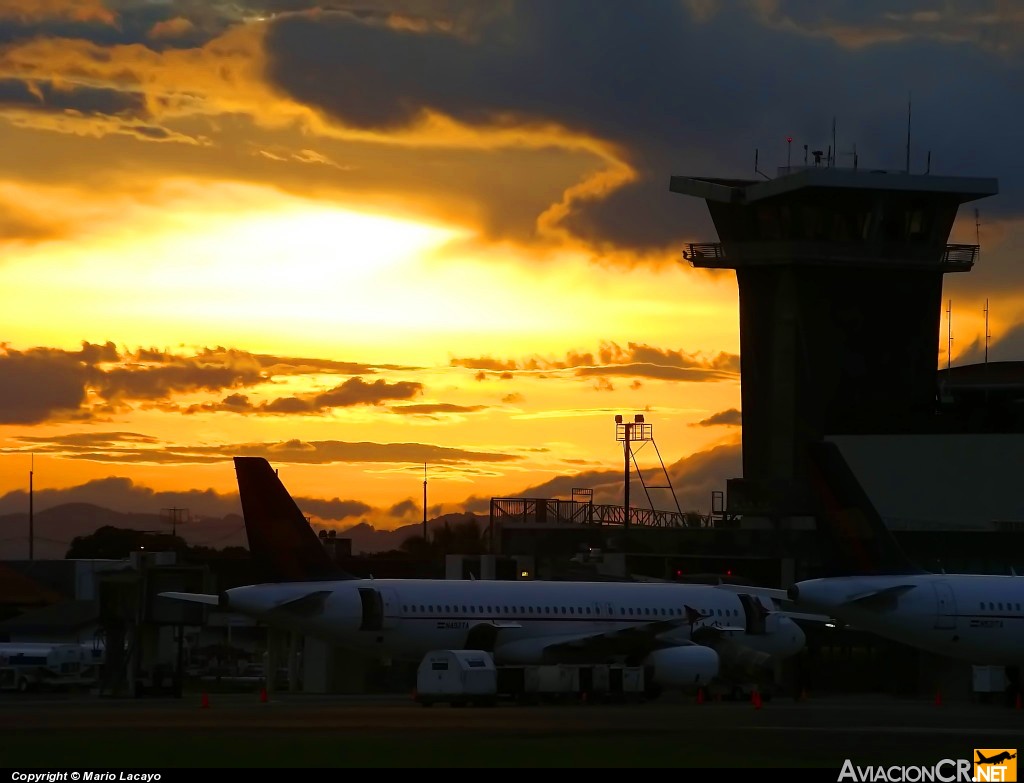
[{"left": 681, "top": 241, "right": 979, "bottom": 271}]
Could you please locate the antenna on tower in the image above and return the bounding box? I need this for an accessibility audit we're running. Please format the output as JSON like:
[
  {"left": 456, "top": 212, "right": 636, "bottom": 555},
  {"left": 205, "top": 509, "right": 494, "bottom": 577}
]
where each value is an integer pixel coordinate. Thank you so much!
[
  {"left": 975, "top": 208, "right": 982, "bottom": 261},
  {"left": 754, "top": 148, "right": 770, "bottom": 180},
  {"left": 984, "top": 298, "right": 991, "bottom": 364},
  {"left": 905, "top": 92, "right": 912, "bottom": 174},
  {"left": 831, "top": 116, "right": 836, "bottom": 167},
  {"left": 946, "top": 299, "right": 953, "bottom": 376}
]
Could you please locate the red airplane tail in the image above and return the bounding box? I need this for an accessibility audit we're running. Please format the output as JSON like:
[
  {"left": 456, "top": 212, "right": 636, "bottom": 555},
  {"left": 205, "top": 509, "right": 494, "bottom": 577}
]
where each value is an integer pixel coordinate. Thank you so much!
[{"left": 234, "top": 456, "right": 356, "bottom": 583}]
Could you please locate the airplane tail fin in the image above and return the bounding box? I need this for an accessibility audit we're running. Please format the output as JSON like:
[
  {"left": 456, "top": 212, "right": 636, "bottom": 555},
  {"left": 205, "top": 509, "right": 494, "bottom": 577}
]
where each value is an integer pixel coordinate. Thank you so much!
[
  {"left": 234, "top": 456, "right": 356, "bottom": 583},
  {"left": 805, "top": 441, "right": 926, "bottom": 577}
]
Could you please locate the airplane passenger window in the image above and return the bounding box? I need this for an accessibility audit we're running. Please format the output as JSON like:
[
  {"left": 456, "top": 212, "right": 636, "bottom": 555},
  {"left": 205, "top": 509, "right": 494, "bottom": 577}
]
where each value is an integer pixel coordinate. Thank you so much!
[
  {"left": 998, "top": 603, "right": 1004, "bottom": 611},
  {"left": 586, "top": 607, "right": 591, "bottom": 614},
  {"left": 570, "top": 607, "right": 575, "bottom": 615}
]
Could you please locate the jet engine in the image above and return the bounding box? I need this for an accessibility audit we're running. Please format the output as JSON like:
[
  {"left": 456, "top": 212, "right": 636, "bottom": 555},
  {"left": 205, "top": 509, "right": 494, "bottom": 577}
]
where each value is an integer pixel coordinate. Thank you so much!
[{"left": 642, "top": 645, "right": 719, "bottom": 688}]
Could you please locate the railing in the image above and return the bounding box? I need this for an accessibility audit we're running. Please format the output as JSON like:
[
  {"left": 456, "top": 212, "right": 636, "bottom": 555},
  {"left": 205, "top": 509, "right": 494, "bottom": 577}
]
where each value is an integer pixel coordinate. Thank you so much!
[
  {"left": 681, "top": 242, "right": 979, "bottom": 270},
  {"left": 489, "top": 498, "right": 714, "bottom": 529}
]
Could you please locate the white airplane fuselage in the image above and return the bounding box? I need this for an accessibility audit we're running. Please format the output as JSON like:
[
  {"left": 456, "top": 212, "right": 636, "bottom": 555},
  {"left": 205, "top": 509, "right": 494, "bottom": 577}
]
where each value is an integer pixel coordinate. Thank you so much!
[
  {"left": 790, "top": 573, "right": 1024, "bottom": 665},
  {"left": 222, "top": 578, "right": 806, "bottom": 673}
]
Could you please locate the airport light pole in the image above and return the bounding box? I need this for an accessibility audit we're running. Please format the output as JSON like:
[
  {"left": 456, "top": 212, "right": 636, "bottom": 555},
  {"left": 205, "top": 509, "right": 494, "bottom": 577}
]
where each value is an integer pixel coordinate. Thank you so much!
[{"left": 614, "top": 414, "right": 652, "bottom": 533}]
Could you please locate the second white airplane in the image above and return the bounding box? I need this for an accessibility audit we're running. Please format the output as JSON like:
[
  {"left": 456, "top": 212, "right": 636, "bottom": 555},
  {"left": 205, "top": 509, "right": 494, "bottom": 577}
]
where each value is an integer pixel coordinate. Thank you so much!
[
  {"left": 162, "top": 456, "right": 806, "bottom": 695},
  {"left": 778, "top": 441, "right": 1024, "bottom": 667}
]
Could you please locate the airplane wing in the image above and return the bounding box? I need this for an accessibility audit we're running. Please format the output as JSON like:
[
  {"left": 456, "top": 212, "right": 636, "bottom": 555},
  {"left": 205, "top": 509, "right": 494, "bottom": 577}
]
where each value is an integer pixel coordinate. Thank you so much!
[
  {"left": 159, "top": 592, "right": 220, "bottom": 606},
  {"left": 531, "top": 617, "right": 692, "bottom": 663}
]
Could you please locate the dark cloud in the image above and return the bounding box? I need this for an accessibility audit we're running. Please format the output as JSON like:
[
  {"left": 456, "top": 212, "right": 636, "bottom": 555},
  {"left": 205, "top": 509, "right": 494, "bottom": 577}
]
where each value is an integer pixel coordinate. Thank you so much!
[
  {"left": 388, "top": 498, "right": 418, "bottom": 517},
  {"left": 0, "top": 342, "right": 429, "bottom": 423},
  {"left": 451, "top": 342, "right": 738, "bottom": 380},
  {"left": 390, "top": 403, "right": 486, "bottom": 416},
  {"left": 296, "top": 495, "right": 372, "bottom": 521},
  {"left": 184, "top": 377, "right": 423, "bottom": 415},
  {"left": 95, "top": 361, "right": 265, "bottom": 402},
  {"left": 0, "top": 1, "right": 232, "bottom": 50},
  {"left": 0, "top": 341, "right": 115, "bottom": 424},
  {"left": 0, "top": 78, "right": 145, "bottom": 117},
  {"left": 1, "top": 435, "right": 521, "bottom": 467},
  {"left": 576, "top": 364, "right": 735, "bottom": 383},
  {"left": 693, "top": 408, "right": 742, "bottom": 427},
  {"left": 315, "top": 376, "right": 422, "bottom": 406},
  {"left": 260, "top": 2, "right": 1023, "bottom": 255}
]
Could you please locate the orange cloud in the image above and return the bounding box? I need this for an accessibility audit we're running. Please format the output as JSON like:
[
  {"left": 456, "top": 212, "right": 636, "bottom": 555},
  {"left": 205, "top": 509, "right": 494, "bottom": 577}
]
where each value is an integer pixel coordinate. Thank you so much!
[{"left": 148, "top": 17, "right": 196, "bottom": 41}]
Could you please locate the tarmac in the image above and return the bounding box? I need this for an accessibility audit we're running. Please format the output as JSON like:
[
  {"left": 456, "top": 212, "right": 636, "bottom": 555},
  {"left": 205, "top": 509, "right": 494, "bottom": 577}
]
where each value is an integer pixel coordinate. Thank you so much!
[{"left": 2, "top": 690, "right": 1023, "bottom": 769}]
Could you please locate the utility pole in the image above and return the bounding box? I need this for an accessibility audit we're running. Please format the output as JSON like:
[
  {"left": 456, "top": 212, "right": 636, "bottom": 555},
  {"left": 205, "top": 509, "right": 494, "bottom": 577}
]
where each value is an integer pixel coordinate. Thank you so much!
[
  {"left": 163, "top": 507, "right": 187, "bottom": 537},
  {"left": 422, "top": 463, "right": 428, "bottom": 543}
]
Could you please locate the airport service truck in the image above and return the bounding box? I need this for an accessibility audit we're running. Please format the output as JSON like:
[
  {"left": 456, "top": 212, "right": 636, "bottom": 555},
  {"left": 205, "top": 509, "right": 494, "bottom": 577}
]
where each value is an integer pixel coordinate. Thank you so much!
[
  {"left": 0, "top": 642, "right": 98, "bottom": 693},
  {"left": 414, "top": 649, "right": 498, "bottom": 707}
]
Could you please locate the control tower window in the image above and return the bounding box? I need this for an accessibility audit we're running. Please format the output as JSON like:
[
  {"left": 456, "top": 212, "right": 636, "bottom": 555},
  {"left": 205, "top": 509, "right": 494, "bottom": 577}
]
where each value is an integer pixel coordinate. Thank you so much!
[
  {"left": 880, "top": 205, "right": 906, "bottom": 242},
  {"left": 906, "top": 207, "right": 931, "bottom": 243}
]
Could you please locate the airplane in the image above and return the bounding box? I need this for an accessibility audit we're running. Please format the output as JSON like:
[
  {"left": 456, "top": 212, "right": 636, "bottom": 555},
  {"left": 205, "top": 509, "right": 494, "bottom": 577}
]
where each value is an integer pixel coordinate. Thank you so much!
[
  {"left": 977, "top": 751, "right": 1016, "bottom": 765},
  {"left": 780, "top": 440, "right": 1024, "bottom": 667},
  {"left": 160, "top": 456, "right": 807, "bottom": 695}
]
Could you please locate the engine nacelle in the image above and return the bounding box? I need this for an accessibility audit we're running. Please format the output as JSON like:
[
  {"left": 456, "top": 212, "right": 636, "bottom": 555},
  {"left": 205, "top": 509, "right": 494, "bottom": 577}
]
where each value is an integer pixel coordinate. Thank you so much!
[{"left": 643, "top": 645, "right": 719, "bottom": 689}]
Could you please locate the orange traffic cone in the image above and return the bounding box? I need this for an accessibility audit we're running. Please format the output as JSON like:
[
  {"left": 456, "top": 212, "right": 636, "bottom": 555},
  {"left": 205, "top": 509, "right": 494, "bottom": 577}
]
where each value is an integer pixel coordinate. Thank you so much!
[
  {"left": 259, "top": 687, "right": 268, "bottom": 703},
  {"left": 1015, "top": 692, "right": 1022, "bottom": 710},
  {"left": 200, "top": 691, "right": 209, "bottom": 709},
  {"left": 696, "top": 687, "right": 704, "bottom": 705},
  {"left": 934, "top": 690, "right": 943, "bottom": 707},
  {"left": 752, "top": 689, "right": 762, "bottom": 709}
]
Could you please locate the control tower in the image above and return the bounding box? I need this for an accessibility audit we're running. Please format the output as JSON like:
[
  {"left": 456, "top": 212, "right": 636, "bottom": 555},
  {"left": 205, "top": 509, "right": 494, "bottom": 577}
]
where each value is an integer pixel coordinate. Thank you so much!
[{"left": 670, "top": 163, "right": 998, "bottom": 518}]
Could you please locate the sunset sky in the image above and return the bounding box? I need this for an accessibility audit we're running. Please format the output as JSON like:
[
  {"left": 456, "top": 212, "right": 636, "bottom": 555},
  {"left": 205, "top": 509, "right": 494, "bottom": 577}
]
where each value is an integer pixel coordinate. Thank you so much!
[{"left": 1, "top": 1, "right": 1023, "bottom": 554}]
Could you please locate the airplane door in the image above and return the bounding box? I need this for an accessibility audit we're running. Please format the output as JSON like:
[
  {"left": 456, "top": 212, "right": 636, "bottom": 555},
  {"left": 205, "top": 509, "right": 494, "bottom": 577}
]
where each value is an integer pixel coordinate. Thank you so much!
[
  {"left": 932, "top": 581, "right": 956, "bottom": 630},
  {"left": 357, "top": 587, "right": 400, "bottom": 631}
]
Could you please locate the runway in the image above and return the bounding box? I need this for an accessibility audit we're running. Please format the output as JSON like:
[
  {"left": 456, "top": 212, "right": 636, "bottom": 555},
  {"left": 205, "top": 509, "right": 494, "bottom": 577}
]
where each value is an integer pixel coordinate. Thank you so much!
[{"left": 2, "top": 692, "right": 1022, "bottom": 768}]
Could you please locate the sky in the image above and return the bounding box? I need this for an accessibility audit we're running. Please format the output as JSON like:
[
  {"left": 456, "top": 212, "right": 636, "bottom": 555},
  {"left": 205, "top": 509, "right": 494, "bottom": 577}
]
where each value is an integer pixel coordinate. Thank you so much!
[{"left": 2, "top": 0, "right": 1024, "bottom": 553}]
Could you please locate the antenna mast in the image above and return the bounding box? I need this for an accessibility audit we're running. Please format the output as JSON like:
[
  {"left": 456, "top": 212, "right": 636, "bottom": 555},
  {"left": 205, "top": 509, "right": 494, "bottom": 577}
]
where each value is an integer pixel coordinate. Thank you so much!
[
  {"left": 975, "top": 208, "right": 982, "bottom": 261},
  {"left": 422, "top": 463, "right": 428, "bottom": 543},
  {"left": 946, "top": 299, "right": 953, "bottom": 375},
  {"left": 905, "top": 92, "right": 912, "bottom": 173},
  {"left": 984, "top": 298, "right": 991, "bottom": 364},
  {"left": 29, "top": 454, "right": 34, "bottom": 561}
]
